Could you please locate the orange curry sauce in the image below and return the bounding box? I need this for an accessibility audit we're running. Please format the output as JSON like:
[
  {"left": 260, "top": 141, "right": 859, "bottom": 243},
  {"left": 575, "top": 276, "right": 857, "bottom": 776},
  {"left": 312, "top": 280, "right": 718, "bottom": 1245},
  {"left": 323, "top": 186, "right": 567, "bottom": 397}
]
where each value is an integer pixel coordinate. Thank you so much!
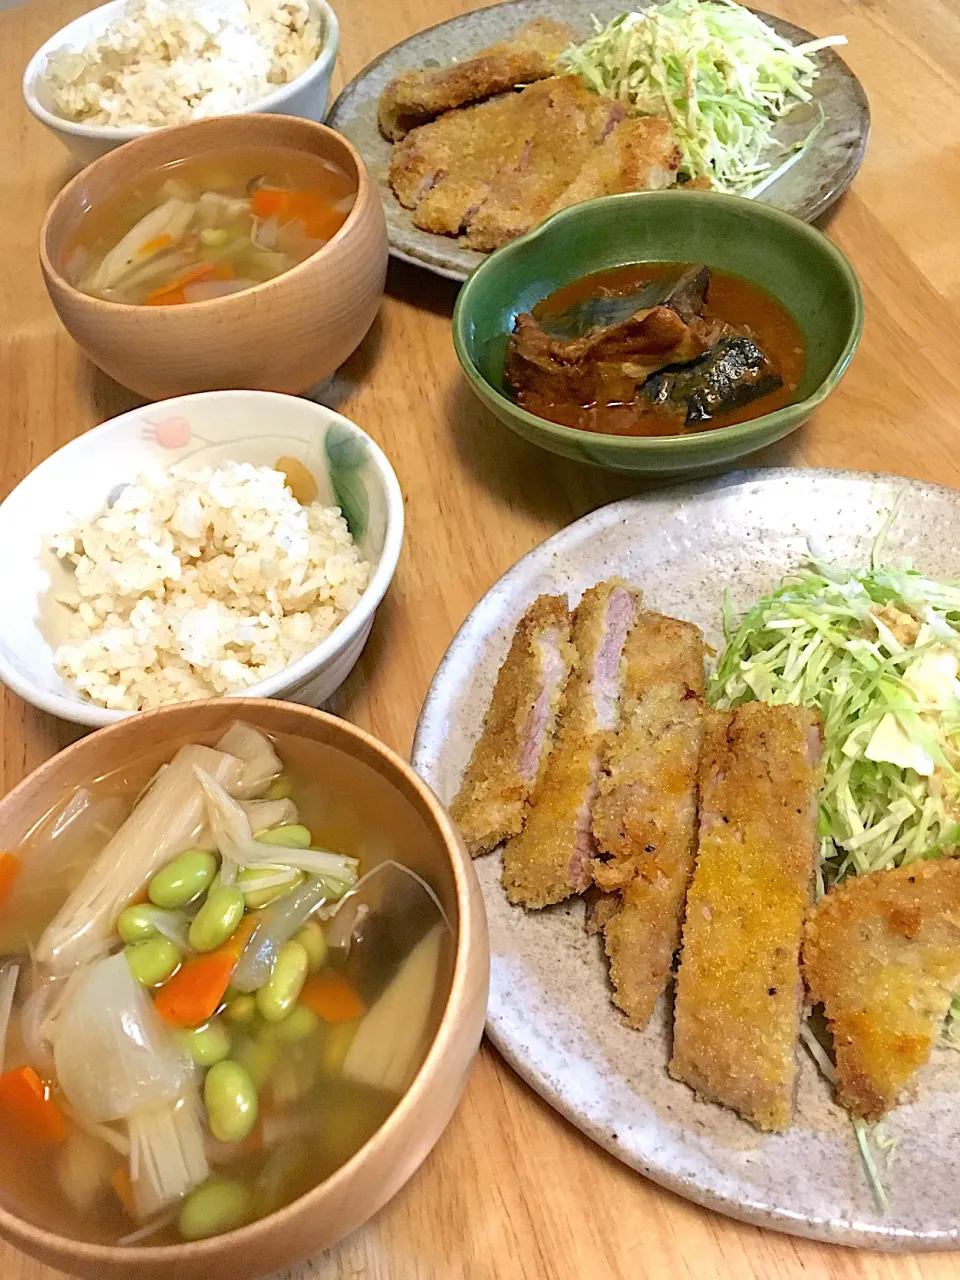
[{"left": 517, "top": 262, "right": 805, "bottom": 437}]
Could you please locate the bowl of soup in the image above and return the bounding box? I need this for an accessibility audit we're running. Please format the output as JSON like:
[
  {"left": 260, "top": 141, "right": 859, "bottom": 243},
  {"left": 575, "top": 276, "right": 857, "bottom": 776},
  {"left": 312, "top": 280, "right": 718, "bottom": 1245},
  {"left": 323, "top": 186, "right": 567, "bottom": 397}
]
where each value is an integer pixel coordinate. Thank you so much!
[
  {"left": 453, "top": 190, "right": 863, "bottom": 476},
  {"left": 40, "top": 114, "right": 388, "bottom": 400},
  {"left": 0, "top": 700, "right": 488, "bottom": 1279}
]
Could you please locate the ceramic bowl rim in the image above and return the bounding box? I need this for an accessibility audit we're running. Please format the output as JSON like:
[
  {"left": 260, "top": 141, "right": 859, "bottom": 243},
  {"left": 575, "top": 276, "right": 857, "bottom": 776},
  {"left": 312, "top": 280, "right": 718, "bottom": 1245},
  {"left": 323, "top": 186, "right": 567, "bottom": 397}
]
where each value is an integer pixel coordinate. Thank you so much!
[
  {"left": 452, "top": 189, "right": 865, "bottom": 456},
  {"left": 38, "top": 114, "right": 370, "bottom": 315},
  {"left": 0, "top": 390, "right": 405, "bottom": 728},
  {"left": 22, "top": 0, "right": 340, "bottom": 143},
  {"left": 0, "top": 697, "right": 483, "bottom": 1265}
]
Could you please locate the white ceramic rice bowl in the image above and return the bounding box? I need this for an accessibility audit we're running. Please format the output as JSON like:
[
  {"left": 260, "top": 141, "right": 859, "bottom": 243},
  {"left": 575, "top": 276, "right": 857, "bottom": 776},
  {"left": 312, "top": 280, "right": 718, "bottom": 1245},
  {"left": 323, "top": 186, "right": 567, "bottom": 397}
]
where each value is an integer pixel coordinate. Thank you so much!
[
  {"left": 0, "top": 390, "right": 403, "bottom": 727},
  {"left": 22, "top": 0, "right": 340, "bottom": 165}
]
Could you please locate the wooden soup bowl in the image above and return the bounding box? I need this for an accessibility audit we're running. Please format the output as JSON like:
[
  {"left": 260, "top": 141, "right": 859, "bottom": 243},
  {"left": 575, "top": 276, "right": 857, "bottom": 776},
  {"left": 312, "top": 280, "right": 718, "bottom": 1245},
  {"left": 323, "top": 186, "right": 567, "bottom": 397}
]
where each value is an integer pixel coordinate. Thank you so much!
[{"left": 0, "top": 699, "right": 488, "bottom": 1279}]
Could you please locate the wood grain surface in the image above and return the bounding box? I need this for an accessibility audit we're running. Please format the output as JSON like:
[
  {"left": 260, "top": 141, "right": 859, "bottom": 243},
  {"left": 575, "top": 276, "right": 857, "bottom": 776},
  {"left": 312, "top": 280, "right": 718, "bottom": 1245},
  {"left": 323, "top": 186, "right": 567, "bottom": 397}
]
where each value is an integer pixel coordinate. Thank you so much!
[{"left": 2, "top": 0, "right": 959, "bottom": 1276}]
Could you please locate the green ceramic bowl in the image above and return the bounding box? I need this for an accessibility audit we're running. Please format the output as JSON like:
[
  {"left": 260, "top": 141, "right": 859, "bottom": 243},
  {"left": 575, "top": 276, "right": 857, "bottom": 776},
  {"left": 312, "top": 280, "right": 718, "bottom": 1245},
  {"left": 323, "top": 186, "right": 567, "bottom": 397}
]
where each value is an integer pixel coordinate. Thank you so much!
[{"left": 452, "top": 191, "right": 863, "bottom": 476}]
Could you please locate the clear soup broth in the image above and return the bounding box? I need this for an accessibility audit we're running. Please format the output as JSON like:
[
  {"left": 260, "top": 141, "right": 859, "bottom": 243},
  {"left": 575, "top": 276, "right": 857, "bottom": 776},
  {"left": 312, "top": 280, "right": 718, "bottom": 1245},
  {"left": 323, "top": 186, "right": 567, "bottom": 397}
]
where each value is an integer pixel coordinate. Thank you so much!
[
  {"left": 64, "top": 147, "right": 357, "bottom": 305},
  {"left": 0, "top": 726, "right": 453, "bottom": 1247}
]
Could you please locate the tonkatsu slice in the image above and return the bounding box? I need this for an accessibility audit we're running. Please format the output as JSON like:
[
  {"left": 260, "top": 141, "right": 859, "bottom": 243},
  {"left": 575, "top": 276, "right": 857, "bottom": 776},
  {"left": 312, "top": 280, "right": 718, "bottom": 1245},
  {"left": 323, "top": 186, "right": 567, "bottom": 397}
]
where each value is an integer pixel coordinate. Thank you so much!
[
  {"left": 803, "top": 857, "right": 960, "bottom": 1121},
  {"left": 450, "top": 595, "right": 574, "bottom": 856},
  {"left": 502, "top": 580, "right": 641, "bottom": 908},
  {"left": 669, "top": 703, "right": 822, "bottom": 1131},
  {"left": 591, "top": 613, "right": 705, "bottom": 1028}
]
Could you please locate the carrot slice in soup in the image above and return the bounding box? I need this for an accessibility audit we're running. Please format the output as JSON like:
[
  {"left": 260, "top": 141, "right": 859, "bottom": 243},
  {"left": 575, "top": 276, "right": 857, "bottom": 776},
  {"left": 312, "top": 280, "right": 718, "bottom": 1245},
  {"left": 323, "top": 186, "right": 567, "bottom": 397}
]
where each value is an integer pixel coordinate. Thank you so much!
[
  {"left": 300, "top": 972, "right": 365, "bottom": 1023},
  {"left": 0, "top": 1067, "right": 66, "bottom": 1144},
  {"left": 153, "top": 913, "right": 258, "bottom": 1027},
  {"left": 0, "top": 854, "right": 20, "bottom": 908}
]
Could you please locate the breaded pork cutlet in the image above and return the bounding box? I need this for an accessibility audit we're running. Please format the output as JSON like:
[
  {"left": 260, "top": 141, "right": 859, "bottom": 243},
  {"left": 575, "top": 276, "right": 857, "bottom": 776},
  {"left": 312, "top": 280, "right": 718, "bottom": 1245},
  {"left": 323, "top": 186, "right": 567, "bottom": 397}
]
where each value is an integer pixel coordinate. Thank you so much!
[
  {"left": 669, "top": 703, "right": 823, "bottom": 1132},
  {"left": 450, "top": 595, "right": 574, "bottom": 857},
  {"left": 590, "top": 613, "right": 705, "bottom": 1028},
  {"left": 542, "top": 115, "right": 681, "bottom": 219},
  {"left": 502, "top": 581, "right": 640, "bottom": 909},
  {"left": 803, "top": 858, "right": 960, "bottom": 1121},
  {"left": 378, "top": 18, "right": 577, "bottom": 141}
]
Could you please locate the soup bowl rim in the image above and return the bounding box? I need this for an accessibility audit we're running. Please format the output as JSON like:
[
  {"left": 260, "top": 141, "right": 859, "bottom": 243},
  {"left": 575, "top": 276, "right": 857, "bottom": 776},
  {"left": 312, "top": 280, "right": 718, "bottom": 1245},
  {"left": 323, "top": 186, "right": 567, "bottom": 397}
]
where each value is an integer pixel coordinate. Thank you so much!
[
  {"left": 39, "top": 113, "right": 373, "bottom": 314},
  {"left": 453, "top": 188, "right": 865, "bottom": 454},
  {"left": 23, "top": 0, "right": 340, "bottom": 145},
  {"left": 0, "top": 697, "right": 484, "bottom": 1264}
]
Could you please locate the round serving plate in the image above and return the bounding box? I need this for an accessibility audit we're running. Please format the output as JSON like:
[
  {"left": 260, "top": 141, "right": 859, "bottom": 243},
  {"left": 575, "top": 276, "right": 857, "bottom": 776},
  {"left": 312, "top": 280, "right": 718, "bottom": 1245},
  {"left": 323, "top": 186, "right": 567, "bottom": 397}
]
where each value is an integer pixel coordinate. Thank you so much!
[
  {"left": 412, "top": 468, "right": 960, "bottom": 1248},
  {"left": 328, "top": 0, "right": 870, "bottom": 281}
]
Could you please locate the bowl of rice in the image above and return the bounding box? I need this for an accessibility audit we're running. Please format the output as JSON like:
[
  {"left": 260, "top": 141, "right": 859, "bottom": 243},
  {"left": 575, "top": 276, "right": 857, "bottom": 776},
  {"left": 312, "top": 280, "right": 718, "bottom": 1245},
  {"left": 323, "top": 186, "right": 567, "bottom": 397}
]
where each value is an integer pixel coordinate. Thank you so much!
[
  {"left": 23, "top": 0, "right": 339, "bottom": 165},
  {"left": 0, "top": 390, "right": 403, "bottom": 727}
]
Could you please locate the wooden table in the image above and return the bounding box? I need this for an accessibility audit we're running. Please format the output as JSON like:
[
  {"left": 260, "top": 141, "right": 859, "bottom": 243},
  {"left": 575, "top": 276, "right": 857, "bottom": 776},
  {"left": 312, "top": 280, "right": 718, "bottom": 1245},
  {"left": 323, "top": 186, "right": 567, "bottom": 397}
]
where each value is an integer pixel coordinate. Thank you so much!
[{"left": 2, "top": 0, "right": 960, "bottom": 1275}]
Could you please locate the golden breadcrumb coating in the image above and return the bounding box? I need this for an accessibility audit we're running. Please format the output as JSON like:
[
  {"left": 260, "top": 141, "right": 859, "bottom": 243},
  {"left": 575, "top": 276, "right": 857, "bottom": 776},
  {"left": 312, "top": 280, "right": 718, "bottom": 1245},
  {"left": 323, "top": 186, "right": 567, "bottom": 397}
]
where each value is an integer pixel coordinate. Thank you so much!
[
  {"left": 450, "top": 595, "right": 573, "bottom": 856},
  {"left": 669, "top": 703, "right": 822, "bottom": 1131},
  {"left": 590, "top": 613, "right": 705, "bottom": 1028},
  {"left": 803, "top": 857, "right": 960, "bottom": 1120},
  {"left": 502, "top": 581, "right": 640, "bottom": 908}
]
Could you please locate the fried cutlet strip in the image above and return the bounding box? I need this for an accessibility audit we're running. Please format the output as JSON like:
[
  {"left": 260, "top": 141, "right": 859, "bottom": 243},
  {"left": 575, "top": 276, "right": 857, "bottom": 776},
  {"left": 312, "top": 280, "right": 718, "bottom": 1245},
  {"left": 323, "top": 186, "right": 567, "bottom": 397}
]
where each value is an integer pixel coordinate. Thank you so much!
[
  {"left": 502, "top": 581, "right": 641, "bottom": 909},
  {"left": 669, "top": 703, "right": 822, "bottom": 1132},
  {"left": 803, "top": 859, "right": 960, "bottom": 1121},
  {"left": 543, "top": 115, "right": 681, "bottom": 217},
  {"left": 389, "top": 92, "right": 537, "bottom": 237},
  {"left": 449, "top": 596, "right": 574, "bottom": 857},
  {"left": 378, "top": 18, "right": 577, "bottom": 141},
  {"left": 462, "top": 77, "right": 622, "bottom": 252},
  {"left": 590, "top": 614, "right": 705, "bottom": 1028}
]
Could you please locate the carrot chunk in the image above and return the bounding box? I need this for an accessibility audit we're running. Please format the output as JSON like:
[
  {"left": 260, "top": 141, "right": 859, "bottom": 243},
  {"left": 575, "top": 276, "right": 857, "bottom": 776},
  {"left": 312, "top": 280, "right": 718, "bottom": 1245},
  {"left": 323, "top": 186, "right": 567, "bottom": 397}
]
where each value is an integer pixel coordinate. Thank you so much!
[
  {"left": 0, "top": 1067, "right": 66, "bottom": 1144},
  {"left": 0, "top": 853, "right": 20, "bottom": 908},
  {"left": 144, "top": 260, "right": 236, "bottom": 307},
  {"left": 153, "top": 912, "right": 258, "bottom": 1027},
  {"left": 300, "top": 972, "right": 365, "bottom": 1023},
  {"left": 251, "top": 189, "right": 347, "bottom": 241}
]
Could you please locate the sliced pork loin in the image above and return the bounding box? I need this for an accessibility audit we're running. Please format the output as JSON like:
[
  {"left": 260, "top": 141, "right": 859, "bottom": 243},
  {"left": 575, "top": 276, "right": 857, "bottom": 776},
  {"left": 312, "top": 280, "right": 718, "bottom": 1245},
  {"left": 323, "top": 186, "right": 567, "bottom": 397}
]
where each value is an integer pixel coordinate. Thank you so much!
[
  {"left": 502, "top": 580, "right": 641, "bottom": 909},
  {"left": 450, "top": 595, "right": 575, "bottom": 856}
]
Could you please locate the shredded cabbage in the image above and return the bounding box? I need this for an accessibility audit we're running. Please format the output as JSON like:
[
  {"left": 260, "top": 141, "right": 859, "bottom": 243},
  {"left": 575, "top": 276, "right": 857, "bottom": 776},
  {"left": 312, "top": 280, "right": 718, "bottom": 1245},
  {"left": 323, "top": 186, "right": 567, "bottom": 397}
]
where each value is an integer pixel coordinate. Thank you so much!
[
  {"left": 709, "top": 558, "right": 960, "bottom": 888},
  {"left": 559, "top": 1, "right": 846, "bottom": 195}
]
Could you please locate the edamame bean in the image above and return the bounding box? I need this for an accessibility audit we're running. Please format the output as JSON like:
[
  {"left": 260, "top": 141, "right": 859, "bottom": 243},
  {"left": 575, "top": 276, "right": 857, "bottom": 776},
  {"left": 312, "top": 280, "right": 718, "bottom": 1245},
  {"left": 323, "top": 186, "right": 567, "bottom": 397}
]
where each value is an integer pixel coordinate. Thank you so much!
[
  {"left": 270, "top": 1004, "right": 319, "bottom": 1044},
  {"left": 265, "top": 775, "right": 293, "bottom": 800},
  {"left": 256, "top": 824, "right": 312, "bottom": 849},
  {"left": 233, "top": 1035, "right": 279, "bottom": 1088},
  {"left": 256, "top": 940, "right": 309, "bottom": 1023},
  {"left": 204, "top": 1060, "right": 258, "bottom": 1143},
  {"left": 224, "top": 993, "right": 257, "bottom": 1026},
  {"left": 236, "top": 865, "right": 302, "bottom": 910},
  {"left": 117, "top": 904, "right": 173, "bottom": 944},
  {"left": 124, "top": 937, "right": 180, "bottom": 988},
  {"left": 148, "top": 850, "right": 218, "bottom": 909},
  {"left": 178, "top": 1177, "right": 252, "bottom": 1241},
  {"left": 176, "top": 1019, "right": 231, "bottom": 1066},
  {"left": 189, "top": 886, "right": 245, "bottom": 952},
  {"left": 293, "top": 919, "right": 327, "bottom": 973}
]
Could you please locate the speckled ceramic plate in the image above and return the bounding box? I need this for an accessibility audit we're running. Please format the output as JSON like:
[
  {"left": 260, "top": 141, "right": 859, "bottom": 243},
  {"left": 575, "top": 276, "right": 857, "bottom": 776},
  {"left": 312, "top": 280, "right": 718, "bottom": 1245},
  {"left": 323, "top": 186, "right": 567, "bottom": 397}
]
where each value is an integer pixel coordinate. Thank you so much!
[
  {"left": 412, "top": 469, "right": 960, "bottom": 1248},
  {"left": 327, "top": 0, "right": 869, "bottom": 281}
]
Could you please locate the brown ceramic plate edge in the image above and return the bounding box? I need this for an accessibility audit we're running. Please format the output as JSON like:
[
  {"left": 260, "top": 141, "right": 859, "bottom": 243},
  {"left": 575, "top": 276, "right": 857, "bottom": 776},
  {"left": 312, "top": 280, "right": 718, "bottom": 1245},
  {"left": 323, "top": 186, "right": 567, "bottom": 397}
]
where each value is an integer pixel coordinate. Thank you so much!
[{"left": 327, "top": 0, "right": 870, "bottom": 281}]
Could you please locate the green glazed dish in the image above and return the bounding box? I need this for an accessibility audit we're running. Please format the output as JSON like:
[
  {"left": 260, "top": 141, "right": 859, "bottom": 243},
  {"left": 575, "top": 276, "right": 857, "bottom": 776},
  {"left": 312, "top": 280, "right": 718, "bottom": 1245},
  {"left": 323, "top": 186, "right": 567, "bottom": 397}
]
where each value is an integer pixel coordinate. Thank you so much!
[{"left": 452, "top": 191, "right": 863, "bottom": 476}]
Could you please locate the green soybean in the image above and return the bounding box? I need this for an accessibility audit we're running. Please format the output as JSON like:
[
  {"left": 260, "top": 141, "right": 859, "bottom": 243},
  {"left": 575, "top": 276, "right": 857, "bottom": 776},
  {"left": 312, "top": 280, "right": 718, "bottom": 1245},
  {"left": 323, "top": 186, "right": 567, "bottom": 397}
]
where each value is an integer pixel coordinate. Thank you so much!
[
  {"left": 293, "top": 919, "right": 327, "bottom": 973},
  {"left": 124, "top": 937, "right": 180, "bottom": 988},
  {"left": 176, "top": 1019, "right": 231, "bottom": 1066},
  {"left": 224, "top": 993, "right": 257, "bottom": 1026},
  {"left": 265, "top": 775, "right": 293, "bottom": 800},
  {"left": 236, "top": 865, "right": 302, "bottom": 910},
  {"left": 148, "top": 850, "right": 218, "bottom": 909},
  {"left": 204, "top": 1060, "right": 258, "bottom": 1143},
  {"left": 256, "top": 941, "right": 309, "bottom": 1023},
  {"left": 178, "top": 1178, "right": 252, "bottom": 1241},
  {"left": 232, "top": 1036, "right": 279, "bottom": 1088},
  {"left": 189, "top": 886, "right": 245, "bottom": 952},
  {"left": 270, "top": 1003, "right": 319, "bottom": 1044},
  {"left": 117, "top": 904, "right": 177, "bottom": 945},
  {"left": 256, "top": 824, "right": 312, "bottom": 849}
]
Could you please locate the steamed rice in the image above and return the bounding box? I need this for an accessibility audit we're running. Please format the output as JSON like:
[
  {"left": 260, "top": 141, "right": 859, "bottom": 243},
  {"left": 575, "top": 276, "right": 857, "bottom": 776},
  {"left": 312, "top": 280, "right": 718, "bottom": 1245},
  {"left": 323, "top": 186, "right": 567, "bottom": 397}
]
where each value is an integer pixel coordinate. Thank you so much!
[
  {"left": 44, "top": 0, "right": 323, "bottom": 129},
  {"left": 50, "top": 460, "right": 370, "bottom": 711}
]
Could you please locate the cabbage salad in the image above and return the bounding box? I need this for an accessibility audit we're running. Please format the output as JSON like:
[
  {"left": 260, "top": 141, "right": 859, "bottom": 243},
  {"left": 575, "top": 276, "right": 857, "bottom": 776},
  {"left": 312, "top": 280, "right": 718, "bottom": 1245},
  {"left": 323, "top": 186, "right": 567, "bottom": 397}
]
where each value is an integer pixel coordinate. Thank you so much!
[
  {"left": 559, "top": 0, "right": 846, "bottom": 195},
  {"left": 709, "top": 512, "right": 960, "bottom": 1207}
]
